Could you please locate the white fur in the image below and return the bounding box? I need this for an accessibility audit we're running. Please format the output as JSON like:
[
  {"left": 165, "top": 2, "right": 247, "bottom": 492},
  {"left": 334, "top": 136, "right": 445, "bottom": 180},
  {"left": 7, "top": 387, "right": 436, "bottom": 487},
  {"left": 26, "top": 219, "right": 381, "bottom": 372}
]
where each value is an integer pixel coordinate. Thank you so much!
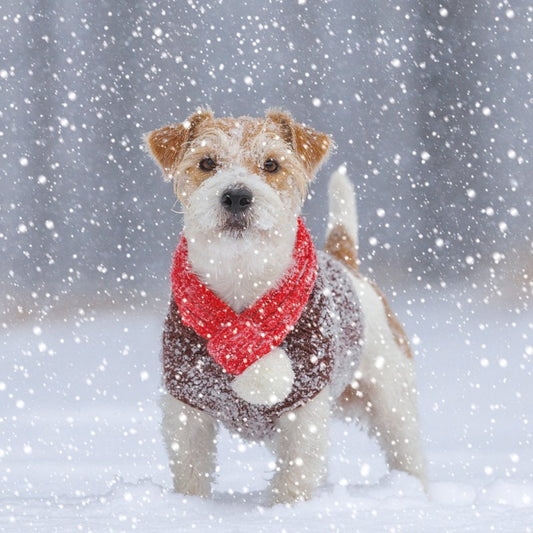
[
  {"left": 346, "top": 273, "right": 427, "bottom": 488},
  {"left": 231, "top": 347, "right": 295, "bottom": 406},
  {"left": 184, "top": 167, "right": 299, "bottom": 312},
  {"left": 267, "top": 387, "right": 330, "bottom": 504},
  {"left": 327, "top": 171, "right": 426, "bottom": 487},
  {"left": 160, "top": 151, "right": 427, "bottom": 504},
  {"left": 327, "top": 166, "right": 358, "bottom": 249},
  {"left": 160, "top": 393, "right": 218, "bottom": 497}
]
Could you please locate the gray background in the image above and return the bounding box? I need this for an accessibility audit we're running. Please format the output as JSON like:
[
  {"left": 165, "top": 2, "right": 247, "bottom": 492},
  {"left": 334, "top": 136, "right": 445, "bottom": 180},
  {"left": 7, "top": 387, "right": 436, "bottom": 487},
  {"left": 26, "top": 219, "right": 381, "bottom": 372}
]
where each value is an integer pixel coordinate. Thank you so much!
[{"left": 1, "top": 0, "right": 531, "bottom": 321}]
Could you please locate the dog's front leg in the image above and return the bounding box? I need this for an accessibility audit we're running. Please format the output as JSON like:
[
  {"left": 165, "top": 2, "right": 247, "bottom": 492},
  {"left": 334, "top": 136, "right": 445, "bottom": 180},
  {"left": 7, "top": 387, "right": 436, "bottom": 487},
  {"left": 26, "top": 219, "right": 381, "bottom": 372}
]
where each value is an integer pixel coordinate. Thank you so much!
[
  {"left": 266, "top": 387, "right": 330, "bottom": 505},
  {"left": 160, "top": 393, "right": 217, "bottom": 497}
]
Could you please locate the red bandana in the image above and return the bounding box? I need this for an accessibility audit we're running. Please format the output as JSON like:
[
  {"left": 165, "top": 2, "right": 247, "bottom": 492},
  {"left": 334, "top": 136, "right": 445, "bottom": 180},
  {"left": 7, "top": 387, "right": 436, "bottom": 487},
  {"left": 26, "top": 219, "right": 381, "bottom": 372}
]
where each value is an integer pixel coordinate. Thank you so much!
[{"left": 171, "top": 218, "right": 318, "bottom": 375}]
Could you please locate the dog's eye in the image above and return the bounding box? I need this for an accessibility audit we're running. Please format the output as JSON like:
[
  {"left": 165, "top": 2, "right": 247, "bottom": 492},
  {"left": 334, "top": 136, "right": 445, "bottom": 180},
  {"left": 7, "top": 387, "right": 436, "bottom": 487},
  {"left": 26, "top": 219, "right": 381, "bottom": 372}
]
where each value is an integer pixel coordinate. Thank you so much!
[
  {"left": 199, "top": 157, "right": 217, "bottom": 172},
  {"left": 263, "top": 158, "right": 279, "bottom": 173}
]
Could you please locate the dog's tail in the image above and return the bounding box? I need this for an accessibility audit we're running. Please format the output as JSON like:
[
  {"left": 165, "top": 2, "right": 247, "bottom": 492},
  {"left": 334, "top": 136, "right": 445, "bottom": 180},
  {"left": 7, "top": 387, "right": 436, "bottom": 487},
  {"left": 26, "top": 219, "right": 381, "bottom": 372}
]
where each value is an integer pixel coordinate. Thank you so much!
[{"left": 325, "top": 167, "right": 359, "bottom": 273}]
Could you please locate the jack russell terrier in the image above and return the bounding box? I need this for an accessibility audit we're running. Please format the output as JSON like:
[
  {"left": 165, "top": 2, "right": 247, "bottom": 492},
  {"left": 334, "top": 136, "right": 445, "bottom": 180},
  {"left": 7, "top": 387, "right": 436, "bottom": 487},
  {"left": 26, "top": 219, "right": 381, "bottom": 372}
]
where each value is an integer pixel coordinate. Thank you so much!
[{"left": 146, "top": 108, "right": 426, "bottom": 505}]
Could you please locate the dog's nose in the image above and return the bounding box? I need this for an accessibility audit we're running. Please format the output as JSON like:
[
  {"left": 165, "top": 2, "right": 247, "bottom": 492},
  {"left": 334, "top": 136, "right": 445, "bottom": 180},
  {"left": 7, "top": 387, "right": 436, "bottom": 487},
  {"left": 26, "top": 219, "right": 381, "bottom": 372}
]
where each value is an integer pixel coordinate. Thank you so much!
[{"left": 221, "top": 187, "right": 253, "bottom": 214}]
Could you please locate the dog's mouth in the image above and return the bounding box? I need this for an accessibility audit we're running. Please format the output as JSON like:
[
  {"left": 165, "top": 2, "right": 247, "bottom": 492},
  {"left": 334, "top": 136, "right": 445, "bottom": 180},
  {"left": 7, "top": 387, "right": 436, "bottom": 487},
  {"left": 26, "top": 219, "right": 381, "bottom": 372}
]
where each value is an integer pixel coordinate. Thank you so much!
[{"left": 220, "top": 212, "right": 251, "bottom": 237}]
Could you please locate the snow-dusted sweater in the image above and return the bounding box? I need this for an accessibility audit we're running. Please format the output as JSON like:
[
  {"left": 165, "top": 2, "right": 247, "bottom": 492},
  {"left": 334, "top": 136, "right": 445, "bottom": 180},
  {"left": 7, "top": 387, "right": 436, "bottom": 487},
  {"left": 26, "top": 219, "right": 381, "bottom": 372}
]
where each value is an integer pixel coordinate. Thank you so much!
[{"left": 162, "top": 252, "right": 363, "bottom": 440}]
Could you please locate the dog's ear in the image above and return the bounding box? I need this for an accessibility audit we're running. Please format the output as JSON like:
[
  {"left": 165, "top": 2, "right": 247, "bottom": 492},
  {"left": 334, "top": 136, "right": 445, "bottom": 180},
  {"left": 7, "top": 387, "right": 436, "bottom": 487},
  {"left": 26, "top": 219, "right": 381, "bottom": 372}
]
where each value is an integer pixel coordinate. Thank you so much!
[
  {"left": 266, "top": 109, "right": 331, "bottom": 175},
  {"left": 145, "top": 108, "right": 214, "bottom": 177}
]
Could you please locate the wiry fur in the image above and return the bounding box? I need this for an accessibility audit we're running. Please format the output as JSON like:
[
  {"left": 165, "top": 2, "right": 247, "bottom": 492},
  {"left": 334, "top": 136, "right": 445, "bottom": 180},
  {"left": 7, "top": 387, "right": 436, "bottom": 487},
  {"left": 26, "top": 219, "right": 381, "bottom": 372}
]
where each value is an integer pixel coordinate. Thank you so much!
[
  {"left": 146, "top": 109, "right": 426, "bottom": 505},
  {"left": 328, "top": 166, "right": 358, "bottom": 249},
  {"left": 267, "top": 387, "right": 330, "bottom": 505},
  {"left": 184, "top": 169, "right": 299, "bottom": 312},
  {"left": 338, "top": 271, "right": 426, "bottom": 485},
  {"left": 328, "top": 171, "right": 426, "bottom": 488},
  {"left": 160, "top": 393, "right": 218, "bottom": 497}
]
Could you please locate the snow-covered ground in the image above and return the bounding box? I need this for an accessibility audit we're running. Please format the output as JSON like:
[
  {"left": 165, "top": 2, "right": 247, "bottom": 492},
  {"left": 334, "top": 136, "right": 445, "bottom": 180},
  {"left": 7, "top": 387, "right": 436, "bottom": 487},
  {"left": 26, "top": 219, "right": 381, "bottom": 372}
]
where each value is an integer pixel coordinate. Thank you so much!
[{"left": 1, "top": 289, "right": 532, "bottom": 532}]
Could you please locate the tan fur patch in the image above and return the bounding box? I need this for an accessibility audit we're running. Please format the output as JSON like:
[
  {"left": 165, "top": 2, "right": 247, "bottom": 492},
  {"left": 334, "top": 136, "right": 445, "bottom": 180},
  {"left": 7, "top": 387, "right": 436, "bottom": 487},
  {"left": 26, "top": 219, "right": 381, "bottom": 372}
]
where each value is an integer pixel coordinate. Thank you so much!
[
  {"left": 266, "top": 109, "right": 331, "bottom": 174},
  {"left": 147, "top": 109, "right": 214, "bottom": 175},
  {"left": 146, "top": 109, "right": 331, "bottom": 204},
  {"left": 324, "top": 224, "right": 358, "bottom": 273},
  {"left": 325, "top": 224, "right": 412, "bottom": 360},
  {"left": 371, "top": 283, "right": 413, "bottom": 360}
]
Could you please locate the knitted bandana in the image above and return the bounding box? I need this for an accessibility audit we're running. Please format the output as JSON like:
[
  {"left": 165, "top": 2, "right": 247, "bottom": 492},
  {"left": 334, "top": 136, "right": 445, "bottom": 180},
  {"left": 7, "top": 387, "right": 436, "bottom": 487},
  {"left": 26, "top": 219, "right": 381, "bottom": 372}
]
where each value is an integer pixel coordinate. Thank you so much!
[{"left": 171, "top": 218, "right": 318, "bottom": 376}]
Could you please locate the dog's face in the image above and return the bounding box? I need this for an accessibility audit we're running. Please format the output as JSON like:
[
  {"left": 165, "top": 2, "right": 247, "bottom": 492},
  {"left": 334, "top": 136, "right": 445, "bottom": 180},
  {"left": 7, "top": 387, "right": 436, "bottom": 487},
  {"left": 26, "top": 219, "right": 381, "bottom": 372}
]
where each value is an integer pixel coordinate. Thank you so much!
[{"left": 146, "top": 109, "right": 330, "bottom": 242}]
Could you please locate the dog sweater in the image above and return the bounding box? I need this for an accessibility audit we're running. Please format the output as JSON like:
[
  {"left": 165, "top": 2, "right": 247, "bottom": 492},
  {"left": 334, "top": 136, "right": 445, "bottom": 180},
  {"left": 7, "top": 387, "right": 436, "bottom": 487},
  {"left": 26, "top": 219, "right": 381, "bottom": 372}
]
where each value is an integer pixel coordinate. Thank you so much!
[
  {"left": 162, "top": 251, "right": 363, "bottom": 440},
  {"left": 170, "top": 218, "right": 318, "bottom": 376},
  {"left": 162, "top": 249, "right": 363, "bottom": 440}
]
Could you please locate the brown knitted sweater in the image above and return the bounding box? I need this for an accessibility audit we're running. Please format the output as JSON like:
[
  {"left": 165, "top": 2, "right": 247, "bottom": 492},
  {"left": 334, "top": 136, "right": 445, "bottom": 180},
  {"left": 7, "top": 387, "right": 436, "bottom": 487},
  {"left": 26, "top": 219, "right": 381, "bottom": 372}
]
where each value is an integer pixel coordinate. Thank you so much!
[{"left": 162, "top": 251, "right": 363, "bottom": 440}]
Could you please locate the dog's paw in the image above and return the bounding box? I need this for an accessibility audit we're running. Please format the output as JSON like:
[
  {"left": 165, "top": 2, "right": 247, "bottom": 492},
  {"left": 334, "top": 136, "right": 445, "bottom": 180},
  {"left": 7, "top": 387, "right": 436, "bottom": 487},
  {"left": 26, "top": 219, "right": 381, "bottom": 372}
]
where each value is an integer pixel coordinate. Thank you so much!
[
  {"left": 231, "top": 347, "right": 294, "bottom": 405},
  {"left": 266, "top": 480, "right": 314, "bottom": 506},
  {"left": 172, "top": 478, "right": 212, "bottom": 499}
]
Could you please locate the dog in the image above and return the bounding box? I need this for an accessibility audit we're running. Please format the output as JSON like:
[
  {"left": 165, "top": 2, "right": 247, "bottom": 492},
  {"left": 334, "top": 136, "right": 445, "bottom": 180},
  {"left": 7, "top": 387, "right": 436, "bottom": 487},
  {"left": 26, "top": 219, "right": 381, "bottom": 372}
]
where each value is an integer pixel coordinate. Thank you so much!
[{"left": 146, "top": 108, "right": 427, "bottom": 505}]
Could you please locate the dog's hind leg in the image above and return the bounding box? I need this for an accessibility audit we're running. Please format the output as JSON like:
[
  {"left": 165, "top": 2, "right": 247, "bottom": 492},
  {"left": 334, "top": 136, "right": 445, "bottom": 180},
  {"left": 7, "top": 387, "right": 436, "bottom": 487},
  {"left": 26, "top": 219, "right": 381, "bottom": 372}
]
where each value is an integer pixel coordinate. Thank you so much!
[
  {"left": 267, "top": 387, "right": 330, "bottom": 505},
  {"left": 353, "top": 359, "right": 427, "bottom": 488},
  {"left": 338, "top": 277, "right": 428, "bottom": 489},
  {"left": 326, "top": 169, "right": 427, "bottom": 489},
  {"left": 160, "top": 393, "right": 218, "bottom": 497}
]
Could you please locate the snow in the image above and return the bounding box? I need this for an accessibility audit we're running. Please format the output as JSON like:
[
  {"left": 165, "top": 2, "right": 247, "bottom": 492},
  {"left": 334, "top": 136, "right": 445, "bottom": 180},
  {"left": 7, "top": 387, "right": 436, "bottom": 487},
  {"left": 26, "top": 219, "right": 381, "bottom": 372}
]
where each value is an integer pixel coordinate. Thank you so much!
[
  {"left": 1, "top": 290, "right": 532, "bottom": 532},
  {"left": 1, "top": 0, "right": 530, "bottom": 528}
]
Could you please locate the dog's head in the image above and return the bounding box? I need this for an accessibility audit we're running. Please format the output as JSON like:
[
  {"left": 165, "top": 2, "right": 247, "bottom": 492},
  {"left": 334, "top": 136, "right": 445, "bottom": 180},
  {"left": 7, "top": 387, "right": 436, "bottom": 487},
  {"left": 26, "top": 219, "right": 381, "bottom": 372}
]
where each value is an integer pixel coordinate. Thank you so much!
[{"left": 146, "top": 108, "right": 330, "bottom": 241}]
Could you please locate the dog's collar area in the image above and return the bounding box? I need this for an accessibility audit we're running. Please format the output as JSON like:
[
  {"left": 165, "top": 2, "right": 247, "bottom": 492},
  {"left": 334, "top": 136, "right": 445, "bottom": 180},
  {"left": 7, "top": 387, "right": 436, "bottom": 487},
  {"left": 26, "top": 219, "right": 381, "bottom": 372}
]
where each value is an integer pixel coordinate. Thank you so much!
[{"left": 171, "top": 217, "right": 318, "bottom": 375}]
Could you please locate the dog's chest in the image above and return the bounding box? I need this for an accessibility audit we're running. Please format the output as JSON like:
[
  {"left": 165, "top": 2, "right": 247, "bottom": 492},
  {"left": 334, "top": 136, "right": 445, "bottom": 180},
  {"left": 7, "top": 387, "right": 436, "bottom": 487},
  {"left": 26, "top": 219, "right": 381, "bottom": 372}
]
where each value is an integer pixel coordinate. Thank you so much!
[{"left": 162, "top": 252, "right": 363, "bottom": 440}]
